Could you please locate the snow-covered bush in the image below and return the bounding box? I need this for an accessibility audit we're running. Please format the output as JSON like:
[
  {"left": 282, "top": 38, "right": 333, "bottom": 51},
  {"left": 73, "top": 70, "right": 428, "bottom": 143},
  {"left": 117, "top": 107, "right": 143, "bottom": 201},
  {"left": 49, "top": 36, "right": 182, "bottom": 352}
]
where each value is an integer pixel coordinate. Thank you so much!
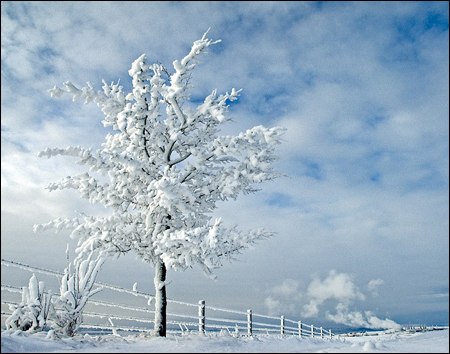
[
  {"left": 5, "top": 274, "right": 54, "bottom": 333},
  {"left": 5, "top": 254, "right": 104, "bottom": 337},
  {"left": 51, "top": 254, "right": 105, "bottom": 336}
]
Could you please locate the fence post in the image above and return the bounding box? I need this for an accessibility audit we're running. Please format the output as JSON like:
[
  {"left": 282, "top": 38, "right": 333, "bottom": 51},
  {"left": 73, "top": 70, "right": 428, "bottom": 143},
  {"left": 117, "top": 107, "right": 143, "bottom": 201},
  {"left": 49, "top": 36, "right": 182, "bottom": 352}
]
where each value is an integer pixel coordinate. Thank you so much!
[
  {"left": 281, "top": 315, "right": 285, "bottom": 335},
  {"left": 311, "top": 324, "right": 314, "bottom": 337},
  {"left": 198, "top": 300, "right": 205, "bottom": 334},
  {"left": 298, "top": 321, "right": 302, "bottom": 338},
  {"left": 247, "top": 309, "right": 252, "bottom": 336},
  {"left": 320, "top": 326, "right": 323, "bottom": 338}
]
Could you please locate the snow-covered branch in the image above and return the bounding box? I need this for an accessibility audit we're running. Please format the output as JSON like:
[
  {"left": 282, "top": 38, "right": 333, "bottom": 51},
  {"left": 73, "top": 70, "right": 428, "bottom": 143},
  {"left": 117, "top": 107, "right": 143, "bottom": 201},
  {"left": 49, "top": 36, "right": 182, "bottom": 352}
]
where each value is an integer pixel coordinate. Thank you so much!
[
  {"left": 5, "top": 274, "right": 54, "bottom": 333},
  {"left": 51, "top": 254, "right": 105, "bottom": 336},
  {"left": 37, "top": 29, "right": 285, "bottom": 337}
]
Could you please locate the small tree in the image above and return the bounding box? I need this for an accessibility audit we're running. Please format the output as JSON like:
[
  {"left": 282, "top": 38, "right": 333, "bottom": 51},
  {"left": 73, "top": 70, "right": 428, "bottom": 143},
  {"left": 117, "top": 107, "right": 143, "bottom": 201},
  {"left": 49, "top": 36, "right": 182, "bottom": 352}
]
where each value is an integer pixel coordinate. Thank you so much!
[{"left": 35, "top": 30, "right": 285, "bottom": 336}]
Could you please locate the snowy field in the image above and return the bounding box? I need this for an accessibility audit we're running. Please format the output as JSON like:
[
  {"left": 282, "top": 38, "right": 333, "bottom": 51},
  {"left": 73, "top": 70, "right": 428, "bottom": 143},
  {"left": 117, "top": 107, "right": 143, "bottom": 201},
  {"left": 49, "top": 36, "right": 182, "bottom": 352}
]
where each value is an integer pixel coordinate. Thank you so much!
[{"left": 1, "top": 329, "right": 448, "bottom": 353}]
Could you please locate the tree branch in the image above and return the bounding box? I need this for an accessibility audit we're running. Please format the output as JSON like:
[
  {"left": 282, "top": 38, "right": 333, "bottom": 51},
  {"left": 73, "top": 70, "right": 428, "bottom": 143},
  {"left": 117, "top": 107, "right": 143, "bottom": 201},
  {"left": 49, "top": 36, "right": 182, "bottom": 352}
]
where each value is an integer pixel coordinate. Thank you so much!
[
  {"left": 168, "top": 97, "right": 187, "bottom": 127},
  {"left": 164, "top": 141, "right": 176, "bottom": 164},
  {"left": 168, "top": 152, "right": 191, "bottom": 167}
]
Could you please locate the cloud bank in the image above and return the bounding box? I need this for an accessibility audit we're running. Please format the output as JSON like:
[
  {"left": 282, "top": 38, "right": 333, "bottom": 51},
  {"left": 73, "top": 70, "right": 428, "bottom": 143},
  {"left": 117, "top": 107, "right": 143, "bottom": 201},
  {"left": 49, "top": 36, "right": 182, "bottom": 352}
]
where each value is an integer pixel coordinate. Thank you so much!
[{"left": 266, "top": 270, "right": 401, "bottom": 330}]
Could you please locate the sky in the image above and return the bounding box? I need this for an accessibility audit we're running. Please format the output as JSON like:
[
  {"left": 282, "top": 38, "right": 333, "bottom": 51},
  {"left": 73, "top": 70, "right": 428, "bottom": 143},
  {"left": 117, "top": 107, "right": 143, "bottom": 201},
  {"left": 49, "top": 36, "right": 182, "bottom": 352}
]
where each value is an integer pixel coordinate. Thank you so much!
[{"left": 1, "top": 1, "right": 449, "bottom": 330}]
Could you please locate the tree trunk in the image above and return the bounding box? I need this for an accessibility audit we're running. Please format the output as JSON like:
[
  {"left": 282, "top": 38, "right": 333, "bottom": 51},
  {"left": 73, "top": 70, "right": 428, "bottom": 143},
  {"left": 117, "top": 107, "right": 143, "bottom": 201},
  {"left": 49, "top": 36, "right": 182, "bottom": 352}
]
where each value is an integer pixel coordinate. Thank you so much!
[{"left": 154, "top": 257, "right": 167, "bottom": 337}]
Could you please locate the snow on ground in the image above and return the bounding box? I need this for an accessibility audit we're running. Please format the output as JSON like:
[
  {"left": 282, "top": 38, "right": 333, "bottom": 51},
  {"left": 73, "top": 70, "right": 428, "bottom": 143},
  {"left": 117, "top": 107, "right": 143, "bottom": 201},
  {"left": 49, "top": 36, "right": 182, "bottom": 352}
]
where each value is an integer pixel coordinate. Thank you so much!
[{"left": 1, "top": 329, "right": 449, "bottom": 353}]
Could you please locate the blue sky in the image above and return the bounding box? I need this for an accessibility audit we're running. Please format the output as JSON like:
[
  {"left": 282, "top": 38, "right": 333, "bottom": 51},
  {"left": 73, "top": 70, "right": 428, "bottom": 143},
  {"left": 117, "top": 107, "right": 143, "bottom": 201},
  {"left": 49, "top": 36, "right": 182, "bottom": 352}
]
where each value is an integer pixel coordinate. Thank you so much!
[{"left": 1, "top": 1, "right": 448, "bottom": 328}]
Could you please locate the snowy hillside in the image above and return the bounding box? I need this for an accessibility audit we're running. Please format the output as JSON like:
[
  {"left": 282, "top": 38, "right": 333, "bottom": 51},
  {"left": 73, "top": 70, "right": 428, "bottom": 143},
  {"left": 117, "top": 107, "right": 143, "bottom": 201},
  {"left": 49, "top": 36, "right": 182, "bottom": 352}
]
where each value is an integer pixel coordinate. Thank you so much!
[{"left": 1, "top": 328, "right": 449, "bottom": 353}]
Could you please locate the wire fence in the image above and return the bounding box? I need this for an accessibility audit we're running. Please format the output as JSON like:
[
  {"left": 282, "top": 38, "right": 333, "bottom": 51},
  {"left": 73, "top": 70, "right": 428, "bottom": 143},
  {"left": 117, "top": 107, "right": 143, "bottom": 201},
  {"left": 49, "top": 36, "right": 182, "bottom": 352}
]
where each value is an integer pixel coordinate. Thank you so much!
[{"left": 1, "top": 258, "right": 334, "bottom": 339}]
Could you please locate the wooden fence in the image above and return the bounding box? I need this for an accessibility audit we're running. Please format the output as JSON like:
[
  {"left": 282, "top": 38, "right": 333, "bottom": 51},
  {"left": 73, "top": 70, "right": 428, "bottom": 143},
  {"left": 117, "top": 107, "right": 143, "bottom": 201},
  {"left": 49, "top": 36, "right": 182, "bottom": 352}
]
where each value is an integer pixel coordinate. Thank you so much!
[{"left": 1, "top": 258, "right": 333, "bottom": 338}]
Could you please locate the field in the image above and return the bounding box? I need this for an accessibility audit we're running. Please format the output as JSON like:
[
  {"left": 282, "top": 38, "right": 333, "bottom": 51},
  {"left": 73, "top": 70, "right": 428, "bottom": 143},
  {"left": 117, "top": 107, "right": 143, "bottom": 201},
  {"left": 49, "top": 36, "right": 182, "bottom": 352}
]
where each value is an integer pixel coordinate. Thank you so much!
[{"left": 1, "top": 327, "right": 449, "bottom": 353}]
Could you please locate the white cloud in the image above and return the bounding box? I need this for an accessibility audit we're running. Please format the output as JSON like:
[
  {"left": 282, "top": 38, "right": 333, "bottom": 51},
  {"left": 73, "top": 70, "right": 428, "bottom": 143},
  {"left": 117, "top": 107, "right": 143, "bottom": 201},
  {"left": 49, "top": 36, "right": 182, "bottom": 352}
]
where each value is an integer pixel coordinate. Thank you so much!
[
  {"left": 306, "top": 270, "right": 365, "bottom": 304},
  {"left": 302, "top": 271, "right": 365, "bottom": 318},
  {"left": 327, "top": 308, "right": 401, "bottom": 330},
  {"left": 265, "top": 271, "right": 401, "bottom": 329},
  {"left": 367, "top": 279, "right": 384, "bottom": 297},
  {"left": 264, "top": 279, "right": 303, "bottom": 316},
  {"left": 264, "top": 297, "right": 280, "bottom": 316},
  {"left": 271, "top": 278, "right": 301, "bottom": 297}
]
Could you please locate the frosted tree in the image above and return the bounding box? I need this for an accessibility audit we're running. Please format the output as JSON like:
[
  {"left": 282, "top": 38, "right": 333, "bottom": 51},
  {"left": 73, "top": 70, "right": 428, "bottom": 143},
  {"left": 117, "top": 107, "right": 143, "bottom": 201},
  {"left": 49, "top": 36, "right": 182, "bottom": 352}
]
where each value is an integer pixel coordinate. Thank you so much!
[{"left": 35, "top": 30, "right": 285, "bottom": 337}]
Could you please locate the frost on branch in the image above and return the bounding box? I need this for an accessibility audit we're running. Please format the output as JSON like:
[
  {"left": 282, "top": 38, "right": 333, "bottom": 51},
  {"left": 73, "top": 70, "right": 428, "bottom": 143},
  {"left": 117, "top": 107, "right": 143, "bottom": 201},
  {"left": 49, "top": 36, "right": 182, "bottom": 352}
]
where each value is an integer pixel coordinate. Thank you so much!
[{"left": 36, "top": 29, "right": 285, "bottom": 278}]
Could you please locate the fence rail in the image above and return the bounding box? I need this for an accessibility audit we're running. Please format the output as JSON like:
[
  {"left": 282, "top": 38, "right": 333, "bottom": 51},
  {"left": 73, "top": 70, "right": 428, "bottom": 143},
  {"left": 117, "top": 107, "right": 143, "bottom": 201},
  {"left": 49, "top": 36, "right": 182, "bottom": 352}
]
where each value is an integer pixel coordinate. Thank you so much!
[{"left": 1, "top": 258, "right": 333, "bottom": 339}]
